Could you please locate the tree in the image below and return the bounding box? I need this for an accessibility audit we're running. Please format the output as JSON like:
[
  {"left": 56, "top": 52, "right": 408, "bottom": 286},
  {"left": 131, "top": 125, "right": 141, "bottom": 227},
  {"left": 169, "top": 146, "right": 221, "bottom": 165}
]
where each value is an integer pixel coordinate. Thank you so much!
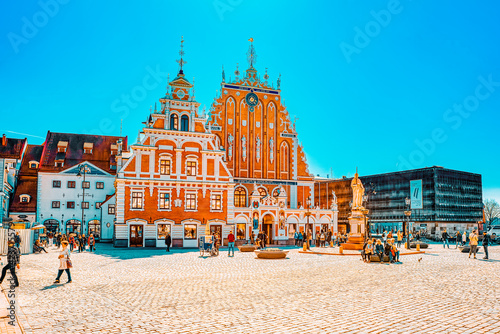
[{"left": 484, "top": 199, "right": 500, "bottom": 224}]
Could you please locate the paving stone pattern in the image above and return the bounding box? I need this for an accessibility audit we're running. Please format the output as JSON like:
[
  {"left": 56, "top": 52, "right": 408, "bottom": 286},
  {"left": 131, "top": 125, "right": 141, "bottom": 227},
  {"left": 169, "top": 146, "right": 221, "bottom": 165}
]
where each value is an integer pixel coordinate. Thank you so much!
[{"left": 4, "top": 244, "right": 500, "bottom": 333}]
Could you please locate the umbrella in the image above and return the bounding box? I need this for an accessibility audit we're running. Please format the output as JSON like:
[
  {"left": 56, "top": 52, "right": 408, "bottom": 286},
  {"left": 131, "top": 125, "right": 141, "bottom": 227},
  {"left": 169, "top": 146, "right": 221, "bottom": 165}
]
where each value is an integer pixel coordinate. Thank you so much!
[{"left": 32, "top": 225, "right": 46, "bottom": 230}]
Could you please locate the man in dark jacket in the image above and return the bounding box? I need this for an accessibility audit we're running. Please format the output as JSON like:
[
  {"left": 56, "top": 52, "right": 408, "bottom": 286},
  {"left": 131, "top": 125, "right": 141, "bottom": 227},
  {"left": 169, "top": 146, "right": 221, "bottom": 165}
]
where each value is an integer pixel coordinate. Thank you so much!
[
  {"left": 165, "top": 233, "right": 171, "bottom": 252},
  {"left": 375, "top": 240, "right": 385, "bottom": 262},
  {"left": 384, "top": 242, "right": 393, "bottom": 263},
  {"left": 442, "top": 229, "right": 450, "bottom": 249},
  {"left": 79, "top": 234, "right": 87, "bottom": 252},
  {"left": 483, "top": 231, "right": 491, "bottom": 260},
  {"left": 0, "top": 241, "right": 20, "bottom": 287}
]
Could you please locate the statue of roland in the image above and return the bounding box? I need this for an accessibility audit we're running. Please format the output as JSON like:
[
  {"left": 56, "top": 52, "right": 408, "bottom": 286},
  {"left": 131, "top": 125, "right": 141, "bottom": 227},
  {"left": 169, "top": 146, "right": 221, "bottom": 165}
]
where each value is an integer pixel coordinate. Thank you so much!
[{"left": 351, "top": 170, "right": 365, "bottom": 210}]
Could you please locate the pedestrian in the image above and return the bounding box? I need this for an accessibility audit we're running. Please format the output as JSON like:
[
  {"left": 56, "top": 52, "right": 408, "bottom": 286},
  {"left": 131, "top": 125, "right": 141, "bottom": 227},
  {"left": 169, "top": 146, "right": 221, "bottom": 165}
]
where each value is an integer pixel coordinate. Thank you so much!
[
  {"left": 88, "top": 234, "right": 95, "bottom": 252},
  {"left": 390, "top": 239, "right": 400, "bottom": 262},
  {"left": 294, "top": 230, "right": 299, "bottom": 246},
  {"left": 455, "top": 231, "right": 461, "bottom": 249},
  {"left": 79, "top": 234, "right": 87, "bottom": 252},
  {"left": 298, "top": 231, "right": 303, "bottom": 247},
  {"left": 320, "top": 231, "right": 326, "bottom": 247},
  {"left": 326, "top": 230, "right": 332, "bottom": 247},
  {"left": 384, "top": 240, "right": 393, "bottom": 263},
  {"left": 53, "top": 240, "right": 72, "bottom": 284},
  {"left": 228, "top": 230, "right": 235, "bottom": 257},
  {"left": 469, "top": 230, "right": 478, "bottom": 259},
  {"left": 365, "top": 240, "right": 374, "bottom": 263},
  {"left": 442, "top": 229, "right": 450, "bottom": 249},
  {"left": 482, "top": 231, "right": 491, "bottom": 260},
  {"left": 250, "top": 231, "right": 255, "bottom": 245},
  {"left": 0, "top": 241, "right": 20, "bottom": 288},
  {"left": 462, "top": 231, "right": 467, "bottom": 246},
  {"left": 397, "top": 230, "right": 402, "bottom": 248},
  {"left": 56, "top": 233, "right": 62, "bottom": 249},
  {"left": 165, "top": 233, "right": 171, "bottom": 252},
  {"left": 361, "top": 239, "right": 369, "bottom": 262},
  {"left": 14, "top": 232, "right": 21, "bottom": 249},
  {"left": 375, "top": 239, "right": 384, "bottom": 263},
  {"left": 68, "top": 234, "right": 75, "bottom": 252}
]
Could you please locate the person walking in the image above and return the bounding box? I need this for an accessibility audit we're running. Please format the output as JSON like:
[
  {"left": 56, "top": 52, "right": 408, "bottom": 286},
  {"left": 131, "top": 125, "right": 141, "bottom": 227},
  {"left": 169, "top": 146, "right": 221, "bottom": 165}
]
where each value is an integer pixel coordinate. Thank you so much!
[
  {"left": 14, "top": 232, "right": 21, "bottom": 249},
  {"left": 56, "top": 233, "right": 62, "bottom": 249},
  {"left": 390, "top": 239, "right": 400, "bottom": 263},
  {"left": 462, "top": 230, "right": 467, "bottom": 246},
  {"left": 294, "top": 231, "right": 299, "bottom": 247},
  {"left": 320, "top": 231, "right": 326, "bottom": 247},
  {"left": 227, "top": 230, "right": 235, "bottom": 257},
  {"left": 442, "top": 229, "right": 450, "bottom": 249},
  {"left": 54, "top": 240, "right": 72, "bottom": 284},
  {"left": 88, "top": 234, "right": 96, "bottom": 252},
  {"left": 165, "top": 233, "right": 171, "bottom": 252},
  {"left": 79, "top": 234, "right": 87, "bottom": 252},
  {"left": 261, "top": 231, "right": 267, "bottom": 249},
  {"left": 0, "top": 241, "right": 20, "bottom": 288},
  {"left": 482, "top": 231, "right": 491, "bottom": 260},
  {"left": 298, "top": 231, "right": 303, "bottom": 247},
  {"left": 455, "top": 231, "right": 461, "bottom": 249},
  {"left": 469, "top": 230, "right": 478, "bottom": 259},
  {"left": 396, "top": 230, "right": 403, "bottom": 248},
  {"left": 68, "top": 234, "right": 75, "bottom": 252}
]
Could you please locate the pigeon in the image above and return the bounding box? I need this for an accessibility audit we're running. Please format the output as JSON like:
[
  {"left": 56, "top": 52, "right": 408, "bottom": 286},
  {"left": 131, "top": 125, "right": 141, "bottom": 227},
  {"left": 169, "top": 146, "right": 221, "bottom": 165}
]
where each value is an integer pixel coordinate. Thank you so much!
[{"left": 418, "top": 257, "right": 422, "bottom": 262}]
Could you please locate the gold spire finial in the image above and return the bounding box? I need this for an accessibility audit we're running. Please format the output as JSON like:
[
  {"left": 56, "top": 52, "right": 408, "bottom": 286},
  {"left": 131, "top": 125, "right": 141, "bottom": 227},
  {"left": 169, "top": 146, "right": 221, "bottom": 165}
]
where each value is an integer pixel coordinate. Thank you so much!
[{"left": 176, "top": 36, "right": 187, "bottom": 73}]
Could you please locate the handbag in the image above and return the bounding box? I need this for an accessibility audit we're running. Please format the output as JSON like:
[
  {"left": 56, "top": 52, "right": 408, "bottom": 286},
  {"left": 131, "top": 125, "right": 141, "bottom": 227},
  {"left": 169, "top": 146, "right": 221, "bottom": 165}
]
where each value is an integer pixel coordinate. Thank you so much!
[{"left": 66, "top": 259, "right": 73, "bottom": 268}]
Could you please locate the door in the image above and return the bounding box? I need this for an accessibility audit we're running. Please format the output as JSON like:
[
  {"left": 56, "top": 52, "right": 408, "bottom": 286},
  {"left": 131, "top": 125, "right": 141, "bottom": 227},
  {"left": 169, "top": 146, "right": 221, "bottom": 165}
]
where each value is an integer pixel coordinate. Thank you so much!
[
  {"left": 264, "top": 223, "right": 272, "bottom": 245},
  {"left": 210, "top": 225, "right": 222, "bottom": 245},
  {"left": 130, "top": 225, "right": 143, "bottom": 247}
]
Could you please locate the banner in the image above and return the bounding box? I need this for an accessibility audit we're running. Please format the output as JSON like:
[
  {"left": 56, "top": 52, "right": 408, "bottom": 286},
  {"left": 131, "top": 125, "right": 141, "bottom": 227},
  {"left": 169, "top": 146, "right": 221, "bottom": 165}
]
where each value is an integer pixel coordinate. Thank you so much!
[{"left": 410, "top": 179, "right": 423, "bottom": 209}]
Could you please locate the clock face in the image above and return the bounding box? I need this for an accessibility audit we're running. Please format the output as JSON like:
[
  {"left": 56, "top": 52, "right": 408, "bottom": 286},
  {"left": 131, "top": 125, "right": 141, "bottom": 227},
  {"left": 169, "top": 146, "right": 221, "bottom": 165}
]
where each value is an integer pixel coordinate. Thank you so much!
[
  {"left": 245, "top": 92, "right": 259, "bottom": 107},
  {"left": 175, "top": 89, "right": 186, "bottom": 99}
]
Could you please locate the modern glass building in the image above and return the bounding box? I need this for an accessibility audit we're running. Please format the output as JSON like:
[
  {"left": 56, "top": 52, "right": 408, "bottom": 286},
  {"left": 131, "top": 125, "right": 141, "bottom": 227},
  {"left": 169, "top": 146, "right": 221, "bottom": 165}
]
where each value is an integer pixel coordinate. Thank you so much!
[{"left": 315, "top": 167, "right": 483, "bottom": 235}]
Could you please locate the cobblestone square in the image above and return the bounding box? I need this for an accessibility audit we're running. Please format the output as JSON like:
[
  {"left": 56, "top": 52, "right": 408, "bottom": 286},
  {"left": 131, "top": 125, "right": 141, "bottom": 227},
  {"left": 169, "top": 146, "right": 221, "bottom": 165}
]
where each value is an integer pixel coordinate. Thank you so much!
[{"left": 3, "top": 244, "right": 500, "bottom": 334}]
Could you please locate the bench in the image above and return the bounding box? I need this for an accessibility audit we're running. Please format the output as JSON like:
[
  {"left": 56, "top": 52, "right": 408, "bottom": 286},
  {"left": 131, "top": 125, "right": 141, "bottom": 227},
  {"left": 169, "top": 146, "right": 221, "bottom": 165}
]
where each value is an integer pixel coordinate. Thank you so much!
[{"left": 369, "top": 254, "right": 391, "bottom": 262}]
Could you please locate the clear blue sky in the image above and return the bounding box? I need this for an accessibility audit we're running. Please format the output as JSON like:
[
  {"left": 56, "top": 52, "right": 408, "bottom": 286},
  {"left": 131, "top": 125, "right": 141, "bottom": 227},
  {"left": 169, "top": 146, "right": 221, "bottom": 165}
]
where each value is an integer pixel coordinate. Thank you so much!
[{"left": 1, "top": 0, "right": 499, "bottom": 201}]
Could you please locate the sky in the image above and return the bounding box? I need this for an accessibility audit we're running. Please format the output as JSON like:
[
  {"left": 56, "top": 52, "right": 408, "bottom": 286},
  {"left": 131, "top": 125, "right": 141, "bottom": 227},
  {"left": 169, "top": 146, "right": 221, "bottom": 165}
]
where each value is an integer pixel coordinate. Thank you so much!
[{"left": 1, "top": 0, "right": 499, "bottom": 202}]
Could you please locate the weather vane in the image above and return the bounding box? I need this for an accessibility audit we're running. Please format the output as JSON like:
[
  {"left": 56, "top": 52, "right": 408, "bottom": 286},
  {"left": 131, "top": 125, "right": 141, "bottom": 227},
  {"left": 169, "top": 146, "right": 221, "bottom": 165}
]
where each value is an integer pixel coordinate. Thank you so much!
[
  {"left": 247, "top": 38, "right": 257, "bottom": 68},
  {"left": 176, "top": 36, "right": 187, "bottom": 72}
]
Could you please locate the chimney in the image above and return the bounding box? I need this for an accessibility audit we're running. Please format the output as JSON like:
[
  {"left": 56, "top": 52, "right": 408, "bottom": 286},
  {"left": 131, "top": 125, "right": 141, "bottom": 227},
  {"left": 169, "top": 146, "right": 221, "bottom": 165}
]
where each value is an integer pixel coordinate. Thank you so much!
[{"left": 2, "top": 134, "right": 6, "bottom": 146}]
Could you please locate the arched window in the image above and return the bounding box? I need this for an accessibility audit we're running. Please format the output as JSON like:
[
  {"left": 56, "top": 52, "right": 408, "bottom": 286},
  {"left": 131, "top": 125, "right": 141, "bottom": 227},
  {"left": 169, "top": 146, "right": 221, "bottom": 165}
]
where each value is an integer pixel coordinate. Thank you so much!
[
  {"left": 272, "top": 188, "right": 280, "bottom": 198},
  {"left": 180, "top": 115, "right": 189, "bottom": 131},
  {"left": 44, "top": 219, "right": 60, "bottom": 233},
  {"left": 170, "top": 114, "right": 179, "bottom": 130},
  {"left": 66, "top": 219, "right": 80, "bottom": 234},
  {"left": 280, "top": 142, "right": 289, "bottom": 172},
  {"left": 88, "top": 219, "right": 100, "bottom": 239},
  {"left": 258, "top": 187, "right": 267, "bottom": 199},
  {"left": 234, "top": 187, "right": 247, "bottom": 207}
]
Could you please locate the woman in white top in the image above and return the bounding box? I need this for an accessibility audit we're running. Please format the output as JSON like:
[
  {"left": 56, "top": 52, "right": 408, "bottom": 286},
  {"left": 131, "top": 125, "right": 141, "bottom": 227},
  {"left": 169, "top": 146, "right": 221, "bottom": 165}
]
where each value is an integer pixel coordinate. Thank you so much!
[
  {"left": 462, "top": 231, "right": 467, "bottom": 246},
  {"left": 54, "top": 240, "right": 72, "bottom": 284}
]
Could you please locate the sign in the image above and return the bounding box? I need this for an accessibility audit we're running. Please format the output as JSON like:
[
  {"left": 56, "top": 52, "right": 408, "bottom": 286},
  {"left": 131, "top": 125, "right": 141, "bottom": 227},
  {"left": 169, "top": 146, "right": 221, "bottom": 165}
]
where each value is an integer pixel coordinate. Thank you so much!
[
  {"left": 410, "top": 179, "right": 423, "bottom": 209},
  {"left": 280, "top": 133, "right": 297, "bottom": 138}
]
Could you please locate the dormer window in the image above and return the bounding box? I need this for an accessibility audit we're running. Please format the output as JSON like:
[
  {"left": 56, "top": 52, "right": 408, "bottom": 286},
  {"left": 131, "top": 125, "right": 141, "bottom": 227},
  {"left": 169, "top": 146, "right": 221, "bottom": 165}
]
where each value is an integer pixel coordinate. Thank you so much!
[
  {"left": 57, "top": 141, "right": 68, "bottom": 153},
  {"left": 110, "top": 144, "right": 118, "bottom": 155},
  {"left": 20, "top": 194, "right": 31, "bottom": 203},
  {"left": 83, "top": 142, "right": 93, "bottom": 154},
  {"left": 29, "top": 161, "right": 39, "bottom": 169},
  {"left": 55, "top": 161, "right": 64, "bottom": 168}
]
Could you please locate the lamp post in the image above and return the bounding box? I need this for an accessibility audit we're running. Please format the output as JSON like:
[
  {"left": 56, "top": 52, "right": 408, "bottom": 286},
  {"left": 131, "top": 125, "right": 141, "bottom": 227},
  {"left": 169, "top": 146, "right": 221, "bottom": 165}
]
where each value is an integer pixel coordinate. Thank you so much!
[
  {"left": 305, "top": 196, "right": 312, "bottom": 249},
  {"left": 404, "top": 197, "right": 412, "bottom": 249},
  {"left": 77, "top": 163, "right": 91, "bottom": 235}
]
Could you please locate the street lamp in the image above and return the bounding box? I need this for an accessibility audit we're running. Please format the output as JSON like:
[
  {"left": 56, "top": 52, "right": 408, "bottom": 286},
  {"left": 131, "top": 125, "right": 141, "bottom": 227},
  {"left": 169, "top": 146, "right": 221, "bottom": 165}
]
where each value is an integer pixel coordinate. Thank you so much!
[
  {"left": 404, "top": 197, "right": 412, "bottom": 249},
  {"left": 77, "top": 163, "right": 91, "bottom": 235},
  {"left": 305, "top": 196, "right": 312, "bottom": 249}
]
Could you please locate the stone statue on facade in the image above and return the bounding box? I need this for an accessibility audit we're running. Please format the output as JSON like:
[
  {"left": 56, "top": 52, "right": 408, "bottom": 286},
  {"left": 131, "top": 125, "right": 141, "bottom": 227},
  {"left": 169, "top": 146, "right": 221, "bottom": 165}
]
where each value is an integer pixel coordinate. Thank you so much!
[
  {"left": 242, "top": 135, "right": 247, "bottom": 162},
  {"left": 269, "top": 137, "right": 274, "bottom": 163},
  {"left": 228, "top": 133, "right": 234, "bottom": 161},
  {"left": 351, "top": 171, "right": 365, "bottom": 209},
  {"left": 256, "top": 135, "right": 261, "bottom": 162}
]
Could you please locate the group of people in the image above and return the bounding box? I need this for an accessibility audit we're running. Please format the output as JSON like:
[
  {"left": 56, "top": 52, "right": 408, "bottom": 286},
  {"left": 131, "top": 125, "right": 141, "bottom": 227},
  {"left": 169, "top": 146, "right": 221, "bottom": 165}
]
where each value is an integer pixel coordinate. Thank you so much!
[
  {"left": 361, "top": 238, "right": 400, "bottom": 264},
  {"left": 293, "top": 230, "right": 348, "bottom": 249}
]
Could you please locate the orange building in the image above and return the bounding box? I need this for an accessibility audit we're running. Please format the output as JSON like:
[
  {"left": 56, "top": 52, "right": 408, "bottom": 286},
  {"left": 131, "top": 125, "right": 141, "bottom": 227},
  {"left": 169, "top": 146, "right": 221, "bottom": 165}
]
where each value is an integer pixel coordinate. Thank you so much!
[
  {"left": 207, "top": 40, "right": 337, "bottom": 245},
  {"left": 114, "top": 39, "right": 233, "bottom": 247}
]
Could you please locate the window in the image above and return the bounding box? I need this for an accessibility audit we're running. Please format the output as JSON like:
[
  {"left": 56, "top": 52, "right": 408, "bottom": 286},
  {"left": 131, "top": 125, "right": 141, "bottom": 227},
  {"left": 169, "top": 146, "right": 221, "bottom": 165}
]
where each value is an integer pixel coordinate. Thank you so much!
[
  {"left": 258, "top": 187, "right": 267, "bottom": 199},
  {"left": 185, "top": 193, "right": 196, "bottom": 210},
  {"left": 55, "top": 162, "right": 64, "bottom": 168},
  {"left": 159, "top": 193, "right": 170, "bottom": 209},
  {"left": 180, "top": 115, "right": 189, "bottom": 131},
  {"left": 108, "top": 204, "right": 116, "bottom": 215},
  {"left": 184, "top": 224, "right": 197, "bottom": 239},
  {"left": 160, "top": 160, "right": 171, "bottom": 175},
  {"left": 237, "top": 223, "right": 246, "bottom": 240},
  {"left": 132, "top": 192, "right": 143, "bottom": 209},
  {"left": 20, "top": 194, "right": 30, "bottom": 203},
  {"left": 234, "top": 187, "right": 247, "bottom": 207},
  {"left": 82, "top": 181, "right": 90, "bottom": 189},
  {"left": 96, "top": 202, "right": 102, "bottom": 209},
  {"left": 170, "top": 114, "right": 179, "bottom": 130},
  {"left": 29, "top": 161, "right": 38, "bottom": 169},
  {"left": 67, "top": 201, "right": 75, "bottom": 209},
  {"left": 83, "top": 142, "right": 93, "bottom": 154},
  {"left": 96, "top": 182, "right": 104, "bottom": 189},
  {"left": 53, "top": 180, "right": 61, "bottom": 188},
  {"left": 187, "top": 161, "right": 196, "bottom": 176},
  {"left": 67, "top": 181, "right": 76, "bottom": 188},
  {"left": 82, "top": 202, "right": 89, "bottom": 209},
  {"left": 211, "top": 194, "right": 222, "bottom": 211},
  {"left": 52, "top": 201, "right": 60, "bottom": 208},
  {"left": 157, "top": 224, "right": 171, "bottom": 239}
]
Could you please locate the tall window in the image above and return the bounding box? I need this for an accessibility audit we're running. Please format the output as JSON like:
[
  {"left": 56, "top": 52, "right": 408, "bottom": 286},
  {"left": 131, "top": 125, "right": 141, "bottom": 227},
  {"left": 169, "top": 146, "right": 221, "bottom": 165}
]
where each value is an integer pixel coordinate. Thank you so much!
[
  {"left": 108, "top": 204, "right": 116, "bottom": 215},
  {"left": 160, "top": 160, "right": 171, "bottom": 175},
  {"left": 132, "top": 192, "right": 143, "bottom": 209},
  {"left": 184, "top": 224, "right": 197, "bottom": 239},
  {"left": 82, "top": 202, "right": 89, "bottom": 209},
  {"left": 170, "top": 114, "right": 179, "bottom": 130},
  {"left": 67, "top": 181, "right": 76, "bottom": 188},
  {"left": 53, "top": 180, "right": 61, "bottom": 188},
  {"left": 67, "top": 201, "right": 75, "bottom": 209},
  {"left": 211, "top": 194, "right": 222, "bottom": 210},
  {"left": 185, "top": 193, "right": 196, "bottom": 210},
  {"left": 187, "top": 161, "right": 196, "bottom": 176},
  {"left": 280, "top": 142, "right": 289, "bottom": 172},
  {"left": 258, "top": 187, "right": 267, "bottom": 199},
  {"left": 96, "top": 182, "right": 104, "bottom": 189},
  {"left": 82, "top": 181, "right": 90, "bottom": 189},
  {"left": 159, "top": 193, "right": 170, "bottom": 209},
  {"left": 52, "top": 201, "right": 60, "bottom": 208},
  {"left": 234, "top": 187, "right": 247, "bottom": 207},
  {"left": 180, "top": 115, "right": 189, "bottom": 131},
  {"left": 237, "top": 224, "right": 246, "bottom": 240},
  {"left": 157, "top": 224, "right": 171, "bottom": 239}
]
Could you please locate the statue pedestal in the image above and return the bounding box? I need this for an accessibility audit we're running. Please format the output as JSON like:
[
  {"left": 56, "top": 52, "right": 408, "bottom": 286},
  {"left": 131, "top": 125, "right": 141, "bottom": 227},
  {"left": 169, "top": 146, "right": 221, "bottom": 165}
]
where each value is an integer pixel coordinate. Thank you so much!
[{"left": 341, "top": 210, "right": 367, "bottom": 250}]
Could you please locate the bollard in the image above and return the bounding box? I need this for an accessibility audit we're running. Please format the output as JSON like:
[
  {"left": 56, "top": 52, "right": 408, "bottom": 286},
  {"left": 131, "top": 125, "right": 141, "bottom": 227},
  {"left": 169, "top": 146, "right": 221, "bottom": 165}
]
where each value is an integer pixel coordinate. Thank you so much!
[
  {"left": 330, "top": 241, "right": 334, "bottom": 247},
  {"left": 416, "top": 243, "right": 420, "bottom": 251},
  {"left": 339, "top": 246, "right": 343, "bottom": 254}
]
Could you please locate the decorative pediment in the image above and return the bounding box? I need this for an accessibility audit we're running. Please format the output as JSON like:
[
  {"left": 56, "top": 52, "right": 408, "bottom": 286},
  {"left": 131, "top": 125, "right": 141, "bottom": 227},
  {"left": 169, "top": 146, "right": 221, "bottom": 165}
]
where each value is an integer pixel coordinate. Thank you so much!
[
  {"left": 60, "top": 162, "right": 110, "bottom": 176},
  {"left": 261, "top": 195, "right": 277, "bottom": 206}
]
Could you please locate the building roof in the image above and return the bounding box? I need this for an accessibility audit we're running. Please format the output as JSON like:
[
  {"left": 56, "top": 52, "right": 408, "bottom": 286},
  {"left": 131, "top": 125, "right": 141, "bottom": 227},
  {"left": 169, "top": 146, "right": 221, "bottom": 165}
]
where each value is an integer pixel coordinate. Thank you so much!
[
  {"left": 0, "top": 135, "right": 27, "bottom": 159},
  {"left": 9, "top": 144, "right": 43, "bottom": 214},
  {"left": 38, "top": 132, "right": 127, "bottom": 174}
]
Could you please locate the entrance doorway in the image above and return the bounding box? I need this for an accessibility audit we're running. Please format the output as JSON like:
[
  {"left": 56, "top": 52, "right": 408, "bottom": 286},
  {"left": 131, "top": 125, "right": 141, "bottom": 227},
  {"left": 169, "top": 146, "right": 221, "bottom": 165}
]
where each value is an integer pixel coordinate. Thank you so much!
[
  {"left": 263, "top": 215, "right": 273, "bottom": 245},
  {"left": 130, "top": 225, "right": 143, "bottom": 247}
]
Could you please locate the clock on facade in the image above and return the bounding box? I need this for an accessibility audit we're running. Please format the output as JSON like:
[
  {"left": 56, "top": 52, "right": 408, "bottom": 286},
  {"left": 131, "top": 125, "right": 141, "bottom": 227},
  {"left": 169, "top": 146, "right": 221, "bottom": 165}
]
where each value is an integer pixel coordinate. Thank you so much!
[{"left": 245, "top": 92, "right": 259, "bottom": 112}]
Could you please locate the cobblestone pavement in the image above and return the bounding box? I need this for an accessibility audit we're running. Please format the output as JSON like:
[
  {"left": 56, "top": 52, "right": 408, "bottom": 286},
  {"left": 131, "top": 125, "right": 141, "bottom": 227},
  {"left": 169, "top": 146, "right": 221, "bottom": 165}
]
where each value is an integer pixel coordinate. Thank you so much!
[{"left": 3, "top": 243, "right": 500, "bottom": 334}]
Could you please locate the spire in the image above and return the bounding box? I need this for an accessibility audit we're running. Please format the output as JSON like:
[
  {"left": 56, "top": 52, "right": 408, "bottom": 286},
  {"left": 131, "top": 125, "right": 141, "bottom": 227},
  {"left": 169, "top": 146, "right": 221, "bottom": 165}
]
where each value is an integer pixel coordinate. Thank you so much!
[
  {"left": 247, "top": 38, "right": 257, "bottom": 69},
  {"left": 234, "top": 63, "right": 240, "bottom": 80},
  {"left": 176, "top": 36, "right": 187, "bottom": 75},
  {"left": 222, "top": 65, "right": 225, "bottom": 82},
  {"left": 264, "top": 68, "right": 269, "bottom": 84}
]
